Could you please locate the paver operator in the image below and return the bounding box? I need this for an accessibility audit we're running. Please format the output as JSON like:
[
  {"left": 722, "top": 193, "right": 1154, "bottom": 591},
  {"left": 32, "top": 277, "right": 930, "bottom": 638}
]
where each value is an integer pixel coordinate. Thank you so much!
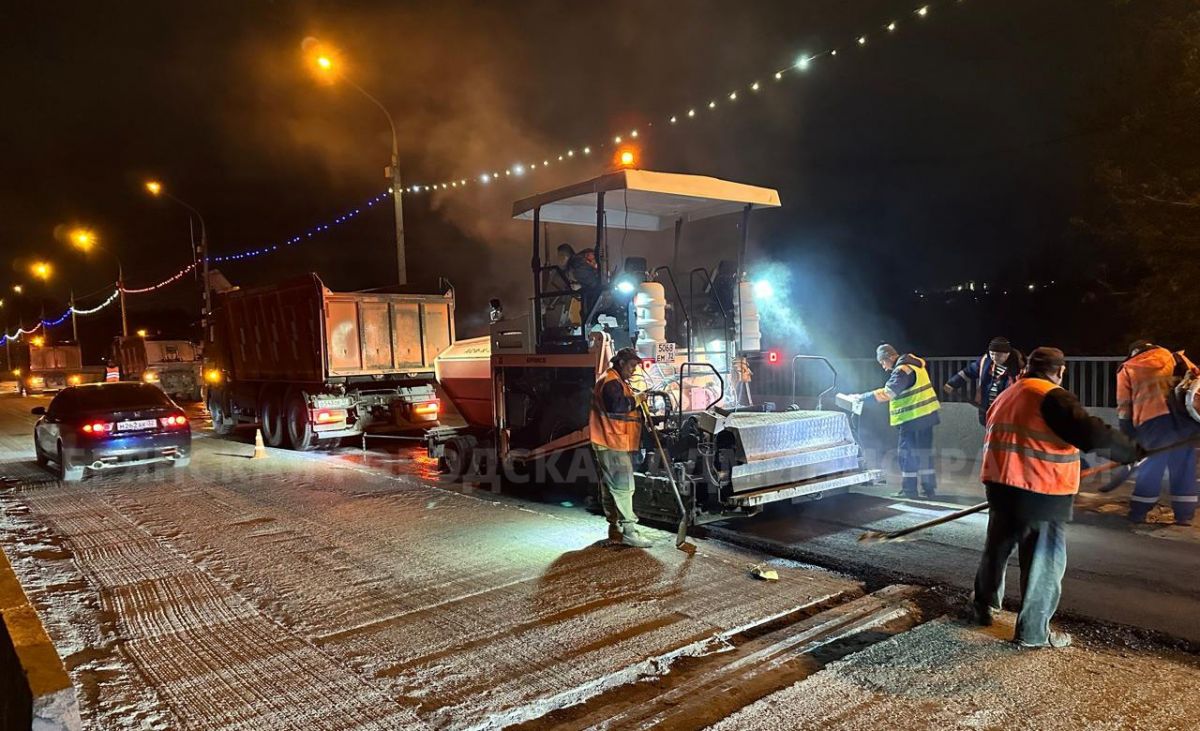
[
  {"left": 1118, "top": 340, "right": 1200, "bottom": 526},
  {"left": 973, "top": 346, "right": 1143, "bottom": 648},
  {"left": 856, "top": 344, "right": 941, "bottom": 499},
  {"left": 590, "top": 347, "right": 653, "bottom": 548}
]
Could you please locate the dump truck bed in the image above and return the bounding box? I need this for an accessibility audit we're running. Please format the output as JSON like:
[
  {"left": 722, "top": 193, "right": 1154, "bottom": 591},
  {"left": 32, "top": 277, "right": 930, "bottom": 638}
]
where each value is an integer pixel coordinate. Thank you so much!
[{"left": 214, "top": 274, "right": 454, "bottom": 383}]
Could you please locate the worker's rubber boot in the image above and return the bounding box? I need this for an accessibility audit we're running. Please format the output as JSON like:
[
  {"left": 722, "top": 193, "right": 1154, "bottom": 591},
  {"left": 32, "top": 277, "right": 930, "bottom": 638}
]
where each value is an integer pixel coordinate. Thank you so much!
[
  {"left": 1017, "top": 630, "right": 1073, "bottom": 649},
  {"left": 607, "top": 523, "right": 622, "bottom": 543},
  {"left": 620, "top": 524, "right": 653, "bottom": 548},
  {"left": 968, "top": 593, "right": 995, "bottom": 627}
]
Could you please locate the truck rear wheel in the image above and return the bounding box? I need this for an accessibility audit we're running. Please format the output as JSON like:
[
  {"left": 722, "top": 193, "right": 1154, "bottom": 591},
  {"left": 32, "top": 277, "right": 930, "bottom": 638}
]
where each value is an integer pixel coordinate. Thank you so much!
[
  {"left": 208, "top": 392, "right": 236, "bottom": 436},
  {"left": 286, "top": 389, "right": 320, "bottom": 451},
  {"left": 441, "top": 437, "right": 475, "bottom": 478},
  {"left": 259, "top": 388, "right": 289, "bottom": 448}
]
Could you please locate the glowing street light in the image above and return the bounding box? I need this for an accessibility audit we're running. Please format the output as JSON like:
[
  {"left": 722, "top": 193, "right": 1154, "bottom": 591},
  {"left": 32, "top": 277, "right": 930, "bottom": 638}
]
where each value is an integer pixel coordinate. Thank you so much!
[
  {"left": 142, "top": 179, "right": 209, "bottom": 344},
  {"left": 69, "top": 228, "right": 96, "bottom": 251},
  {"left": 303, "top": 39, "right": 407, "bottom": 285},
  {"left": 12, "top": 285, "right": 23, "bottom": 294},
  {"left": 31, "top": 261, "right": 52, "bottom": 281},
  {"left": 65, "top": 226, "right": 127, "bottom": 336}
]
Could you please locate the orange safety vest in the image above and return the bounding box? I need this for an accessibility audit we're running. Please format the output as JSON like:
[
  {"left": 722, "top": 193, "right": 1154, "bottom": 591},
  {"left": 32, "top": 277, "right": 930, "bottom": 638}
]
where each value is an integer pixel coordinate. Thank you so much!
[
  {"left": 589, "top": 368, "right": 642, "bottom": 451},
  {"left": 105, "top": 366, "right": 120, "bottom": 382},
  {"left": 1117, "top": 347, "right": 1195, "bottom": 427},
  {"left": 981, "top": 378, "right": 1081, "bottom": 495}
]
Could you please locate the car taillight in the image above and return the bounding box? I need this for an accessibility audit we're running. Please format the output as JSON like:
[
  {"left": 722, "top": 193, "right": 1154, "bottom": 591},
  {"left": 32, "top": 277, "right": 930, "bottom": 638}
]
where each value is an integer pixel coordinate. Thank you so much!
[
  {"left": 81, "top": 421, "right": 113, "bottom": 435},
  {"left": 412, "top": 401, "right": 439, "bottom": 416},
  {"left": 159, "top": 414, "right": 189, "bottom": 428}
]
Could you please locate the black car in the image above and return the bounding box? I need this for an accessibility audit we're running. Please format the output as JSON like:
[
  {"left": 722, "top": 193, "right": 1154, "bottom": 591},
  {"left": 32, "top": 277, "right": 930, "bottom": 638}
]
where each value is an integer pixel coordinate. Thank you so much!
[{"left": 32, "top": 382, "right": 191, "bottom": 482}]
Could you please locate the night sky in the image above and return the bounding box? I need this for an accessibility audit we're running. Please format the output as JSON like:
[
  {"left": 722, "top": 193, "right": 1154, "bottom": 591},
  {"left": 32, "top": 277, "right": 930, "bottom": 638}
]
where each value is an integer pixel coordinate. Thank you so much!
[{"left": 1, "top": 0, "right": 1148, "bottom": 359}]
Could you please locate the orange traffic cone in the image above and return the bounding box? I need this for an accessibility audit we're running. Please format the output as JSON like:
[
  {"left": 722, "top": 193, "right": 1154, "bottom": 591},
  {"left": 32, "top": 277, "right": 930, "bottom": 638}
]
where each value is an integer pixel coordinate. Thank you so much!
[{"left": 251, "top": 428, "right": 267, "bottom": 459}]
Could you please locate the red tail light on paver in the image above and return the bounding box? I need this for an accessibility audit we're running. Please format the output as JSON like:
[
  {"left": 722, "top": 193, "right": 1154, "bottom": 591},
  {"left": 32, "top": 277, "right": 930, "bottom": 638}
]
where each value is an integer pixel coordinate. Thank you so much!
[{"left": 412, "top": 402, "right": 439, "bottom": 416}]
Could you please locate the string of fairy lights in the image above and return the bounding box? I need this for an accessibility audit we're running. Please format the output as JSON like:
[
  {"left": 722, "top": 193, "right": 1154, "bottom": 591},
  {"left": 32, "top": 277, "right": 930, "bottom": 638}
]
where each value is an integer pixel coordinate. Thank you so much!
[{"left": 2, "top": 1, "right": 964, "bottom": 346}]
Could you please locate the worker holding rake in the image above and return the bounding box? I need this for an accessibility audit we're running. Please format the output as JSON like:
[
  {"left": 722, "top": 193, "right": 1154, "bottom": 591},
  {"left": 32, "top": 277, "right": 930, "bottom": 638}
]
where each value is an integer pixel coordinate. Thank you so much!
[{"left": 972, "top": 346, "right": 1143, "bottom": 648}]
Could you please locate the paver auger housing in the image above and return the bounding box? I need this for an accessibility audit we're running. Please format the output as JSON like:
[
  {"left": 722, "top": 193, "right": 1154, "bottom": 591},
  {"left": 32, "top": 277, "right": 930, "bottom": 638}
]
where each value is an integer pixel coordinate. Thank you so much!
[{"left": 430, "top": 169, "right": 880, "bottom": 525}]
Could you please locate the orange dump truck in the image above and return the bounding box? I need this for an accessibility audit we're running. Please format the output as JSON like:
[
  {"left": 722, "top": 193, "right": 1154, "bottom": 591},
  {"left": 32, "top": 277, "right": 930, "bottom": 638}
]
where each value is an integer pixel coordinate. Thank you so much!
[{"left": 205, "top": 273, "right": 453, "bottom": 450}]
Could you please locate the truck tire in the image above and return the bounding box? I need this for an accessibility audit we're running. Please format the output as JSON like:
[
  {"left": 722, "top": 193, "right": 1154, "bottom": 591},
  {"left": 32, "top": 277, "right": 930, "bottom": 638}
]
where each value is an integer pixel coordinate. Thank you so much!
[
  {"left": 285, "top": 389, "right": 320, "bottom": 451},
  {"left": 208, "top": 393, "right": 236, "bottom": 436},
  {"left": 441, "top": 437, "right": 473, "bottom": 478},
  {"left": 259, "top": 388, "right": 289, "bottom": 449}
]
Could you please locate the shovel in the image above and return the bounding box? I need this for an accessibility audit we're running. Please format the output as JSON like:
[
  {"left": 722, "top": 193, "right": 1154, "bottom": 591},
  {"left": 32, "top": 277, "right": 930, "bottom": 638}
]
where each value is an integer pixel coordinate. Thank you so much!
[
  {"left": 638, "top": 397, "right": 692, "bottom": 550},
  {"left": 858, "top": 435, "right": 1200, "bottom": 544}
]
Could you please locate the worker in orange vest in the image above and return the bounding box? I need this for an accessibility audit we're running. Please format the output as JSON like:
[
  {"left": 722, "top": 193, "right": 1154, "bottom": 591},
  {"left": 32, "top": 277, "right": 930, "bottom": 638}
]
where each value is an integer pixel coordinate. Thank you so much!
[
  {"left": 1118, "top": 340, "right": 1199, "bottom": 526},
  {"left": 104, "top": 359, "right": 120, "bottom": 382},
  {"left": 590, "top": 347, "right": 652, "bottom": 548},
  {"left": 973, "top": 347, "right": 1142, "bottom": 648}
]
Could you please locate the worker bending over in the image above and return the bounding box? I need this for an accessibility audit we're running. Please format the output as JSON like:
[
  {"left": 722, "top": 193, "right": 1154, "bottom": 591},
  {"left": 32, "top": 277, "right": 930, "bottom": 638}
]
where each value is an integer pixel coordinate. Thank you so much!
[
  {"left": 944, "top": 336, "right": 1023, "bottom": 425},
  {"left": 857, "top": 344, "right": 941, "bottom": 499},
  {"left": 1118, "top": 340, "right": 1199, "bottom": 526},
  {"left": 590, "top": 347, "right": 653, "bottom": 548},
  {"left": 974, "top": 347, "right": 1142, "bottom": 648}
]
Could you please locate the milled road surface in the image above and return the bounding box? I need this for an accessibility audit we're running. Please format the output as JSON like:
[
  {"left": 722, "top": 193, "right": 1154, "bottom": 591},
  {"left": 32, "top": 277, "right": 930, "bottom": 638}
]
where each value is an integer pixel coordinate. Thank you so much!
[
  {"left": 4, "top": 392, "right": 1200, "bottom": 730},
  {"left": 0, "top": 395, "right": 862, "bottom": 730}
]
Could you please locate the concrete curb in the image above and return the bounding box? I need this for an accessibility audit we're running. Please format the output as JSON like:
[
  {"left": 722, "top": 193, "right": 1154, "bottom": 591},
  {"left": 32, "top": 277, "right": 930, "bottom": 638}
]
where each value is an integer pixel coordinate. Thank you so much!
[{"left": 0, "top": 547, "right": 81, "bottom": 731}]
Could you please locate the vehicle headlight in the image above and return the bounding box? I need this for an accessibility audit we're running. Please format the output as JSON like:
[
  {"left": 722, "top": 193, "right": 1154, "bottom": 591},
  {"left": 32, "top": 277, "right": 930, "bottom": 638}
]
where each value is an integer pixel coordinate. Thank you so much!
[
  {"left": 29, "top": 376, "right": 44, "bottom": 386},
  {"left": 204, "top": 369, "right": 222, "bottom": 384},
  {"left": 67, "top": 375, "right": 82, "bottom": 385},
  {"left": 143, "top": 371, "right": 159, "bottom": 383}
]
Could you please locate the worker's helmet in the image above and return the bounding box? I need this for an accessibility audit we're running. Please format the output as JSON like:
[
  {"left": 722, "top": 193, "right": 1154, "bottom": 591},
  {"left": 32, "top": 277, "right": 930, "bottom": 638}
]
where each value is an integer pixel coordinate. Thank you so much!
[{"left": 611, "top": 347, "right": 641, "bottom": 368}]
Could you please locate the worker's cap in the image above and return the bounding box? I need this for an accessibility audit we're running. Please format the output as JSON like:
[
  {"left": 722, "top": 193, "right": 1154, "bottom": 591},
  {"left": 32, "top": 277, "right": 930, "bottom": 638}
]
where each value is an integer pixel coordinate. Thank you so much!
[
  {"left": 611, "top": 347, "right": 641, "bottom": 367},
  {"left": 875, "top": 344, "right": 899, "bottom": 363},
  {"left": 987, "top": 336, "right": 1012, "bottom": 353},
  {"left": 1026, "top": 346, "right": 1066, "bottom": 373},
  {"left": 1128, "top": 339, "right": 1154, "bottom": 357}
]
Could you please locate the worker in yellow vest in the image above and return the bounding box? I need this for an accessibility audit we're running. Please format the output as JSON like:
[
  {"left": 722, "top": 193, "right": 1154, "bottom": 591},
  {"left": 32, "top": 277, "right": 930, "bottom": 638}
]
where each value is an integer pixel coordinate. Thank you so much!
[
  {"left": 974, "top": 347, "right": 1142, "bottom": 648},
  {"left": 590, "top": 347, "right": 652, "bottom": 548},
  {"left": 855, "top": 344, "right": 941, "bottom": 499}
]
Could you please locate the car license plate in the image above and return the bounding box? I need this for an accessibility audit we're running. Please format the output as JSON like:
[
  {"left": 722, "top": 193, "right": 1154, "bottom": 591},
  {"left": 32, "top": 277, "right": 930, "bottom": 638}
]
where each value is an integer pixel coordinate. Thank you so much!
[{"left": 117, "top": 419, "right": 157, "bottom": 432}]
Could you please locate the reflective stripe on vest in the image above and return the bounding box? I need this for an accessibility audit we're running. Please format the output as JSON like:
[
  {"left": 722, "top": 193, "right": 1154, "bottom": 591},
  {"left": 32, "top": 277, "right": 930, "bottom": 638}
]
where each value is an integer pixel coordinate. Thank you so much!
[
  {"left": 105, "top": 368, "right": 120, "bottom": 382},
  {"left": 888, "top": 360, "right": 941, "bottom": 427},
  {"left": 981, "top": 378, "right": 1080, "bottom": 495},
  {"left": 589, "top": 368, "right": 642, "bottom": 451}
]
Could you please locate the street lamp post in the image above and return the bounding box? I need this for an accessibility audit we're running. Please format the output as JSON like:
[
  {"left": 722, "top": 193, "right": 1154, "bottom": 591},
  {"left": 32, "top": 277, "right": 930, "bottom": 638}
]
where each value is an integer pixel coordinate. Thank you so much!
[
  {"left": 314, "top": 54, "right": 407, "bottom": 286},
  {"left": 145, "top": 181, "right": 210, "bottom": 347},
  {"left": 69, "top": 229, "right": 127, "bottom": 337},
  {"left": 29, "top": 261, "right": 58, "bottom": 344}
]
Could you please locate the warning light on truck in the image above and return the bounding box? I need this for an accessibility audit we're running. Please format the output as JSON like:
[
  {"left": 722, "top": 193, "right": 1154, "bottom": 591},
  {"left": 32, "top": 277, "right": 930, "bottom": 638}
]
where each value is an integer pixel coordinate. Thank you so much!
[{"left": 767, "top": 349, "right": 781, "bottom": 365}]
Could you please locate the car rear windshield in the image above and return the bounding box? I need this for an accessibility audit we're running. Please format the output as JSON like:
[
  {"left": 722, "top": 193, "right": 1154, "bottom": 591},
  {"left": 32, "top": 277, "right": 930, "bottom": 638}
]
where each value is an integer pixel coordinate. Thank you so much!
[{"left": 69, "top": 384, "right": 174, "bottom": 412}]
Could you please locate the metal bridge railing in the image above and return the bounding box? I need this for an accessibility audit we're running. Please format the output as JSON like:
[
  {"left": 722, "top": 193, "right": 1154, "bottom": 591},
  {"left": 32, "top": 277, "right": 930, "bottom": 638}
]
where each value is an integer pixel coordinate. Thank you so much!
[{"left": 752, "top": 355, "right": 1127, "bottom": 409}]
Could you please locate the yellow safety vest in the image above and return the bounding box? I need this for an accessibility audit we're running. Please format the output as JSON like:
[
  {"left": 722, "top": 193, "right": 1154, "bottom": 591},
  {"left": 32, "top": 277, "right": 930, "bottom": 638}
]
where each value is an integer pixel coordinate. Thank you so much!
[{"left": 889, "top": 357, "right": 941, "bottom": 427}]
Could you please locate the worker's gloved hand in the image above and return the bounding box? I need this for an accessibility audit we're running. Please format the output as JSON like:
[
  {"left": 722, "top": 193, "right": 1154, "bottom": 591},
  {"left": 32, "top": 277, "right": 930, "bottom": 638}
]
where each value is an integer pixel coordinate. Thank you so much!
[
  {"left": 1133, "top": 442, "right": 1150, "bottom": 463},
  {"left": 1118, "top": 418, "right": 1135, "bottom": 439},
  {"left": 941, "top": 383, "right": 955, "bottom": 395}
]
